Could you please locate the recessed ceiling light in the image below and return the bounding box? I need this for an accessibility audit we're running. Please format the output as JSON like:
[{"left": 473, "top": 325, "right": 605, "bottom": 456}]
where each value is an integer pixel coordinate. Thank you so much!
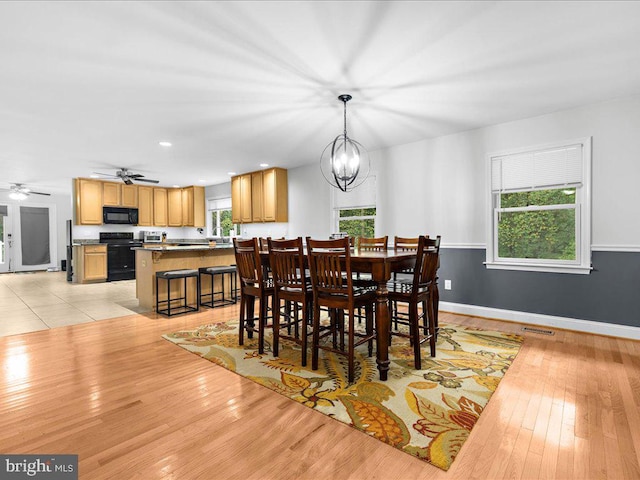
[
  {"left": 227, "top": 171, "right": 236, "bottom": 176},
  {"left": 172, "top": 185, "right": 180, "bottom": 188},
  {"left": 198, "top": 179, "right": 206, "bottom": 183},
  {"left": 159, "top": 141, "right": 172, "bottom": 147},
  {"left": 259, "top": 163, "right": 269, "bottom": 168},
  {"left": 90, "top": 174, "right": 100, "bottom": 178}
]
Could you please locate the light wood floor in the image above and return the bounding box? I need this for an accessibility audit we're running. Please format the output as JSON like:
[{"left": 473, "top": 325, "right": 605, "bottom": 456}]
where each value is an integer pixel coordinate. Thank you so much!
[{"left": 1, "top": 304, "right": 639, "bottom": 479}]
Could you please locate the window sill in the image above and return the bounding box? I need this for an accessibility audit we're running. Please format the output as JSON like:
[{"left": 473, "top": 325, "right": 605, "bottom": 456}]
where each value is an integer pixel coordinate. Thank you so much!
[{"left": 484, "top": 262, "right": 592, "bottom": 275}]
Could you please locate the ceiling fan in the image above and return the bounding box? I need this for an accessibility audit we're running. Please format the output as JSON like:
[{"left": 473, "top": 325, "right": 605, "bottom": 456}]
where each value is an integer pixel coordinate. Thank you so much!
[
  {"left": 93, "top": 168, "right": 159, "bottom": 185},
  {"left": 0, "top": 183, "right": 51, "bottom": 200}
]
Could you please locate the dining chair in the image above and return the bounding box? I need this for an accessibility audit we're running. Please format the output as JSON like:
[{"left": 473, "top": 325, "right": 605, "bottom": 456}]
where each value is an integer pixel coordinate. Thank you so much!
[
  {"left": 233, "top": 237, "right": 274, "bottom": 354},
  {"left": 387, "top": 235, "right": 440, "bottom": 370},
  {"left": 268, "top": 237, "right": 314, "bottom": 366},
  {"left": 358, "top": 235, "right": 388, "bottom": 252},
  {"left": 306, "top": 237, "right": 377, "bottom": 383}
]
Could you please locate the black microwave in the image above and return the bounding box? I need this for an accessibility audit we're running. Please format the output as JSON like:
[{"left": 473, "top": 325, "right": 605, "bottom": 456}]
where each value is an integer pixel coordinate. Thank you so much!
[{"left": 103, "top": 206, "right": 139, "bottom": 225}]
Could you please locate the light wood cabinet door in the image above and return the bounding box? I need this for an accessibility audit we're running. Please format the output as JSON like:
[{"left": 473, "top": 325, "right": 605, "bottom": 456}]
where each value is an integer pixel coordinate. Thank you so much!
[
  {"left": 262, "top": 168, "right": 288, "bottom": 222},
  {"left": 138, "top": 186, "right": 154, "bottom": 226},
  {"left": 75, "top": 178, "right": 103, "bottom": 225},
  {"left": 83, "top": 245, "right": 107, "bottom": 281},
  {"left": 251, "top": 171, "right": 264, "bottom": 222},
  {"left": 231, "top": 176, "right": 242, "bottom": 223},
  {"left": 240, "top": 174, "right": 252, "bottom": 223},
  {"left": 121, "top": 184, "right": 138, "bottom": 207},
  {"left": 103, "top": 182, "right": 120, "bottom": 206},
  {"left": 153, "top": 188, "right": 168, "bottom": 226},
  {"left": 181, "top": 187, "right": 194, "bottom": 226},
  {"left": 168, "top": 188, "right": 183, "bottom": 226},
  {"left": 192, "top": 186, "right": 205, "bottom": 227},
  {"left": 179, "top": 186, "right": 206, "bottom": 228}
]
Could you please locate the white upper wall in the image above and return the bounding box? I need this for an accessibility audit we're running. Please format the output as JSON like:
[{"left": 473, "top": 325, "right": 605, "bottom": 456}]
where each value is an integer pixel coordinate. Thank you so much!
[{"left": 288, "top": 94, "right": 640, "bottom": 248}]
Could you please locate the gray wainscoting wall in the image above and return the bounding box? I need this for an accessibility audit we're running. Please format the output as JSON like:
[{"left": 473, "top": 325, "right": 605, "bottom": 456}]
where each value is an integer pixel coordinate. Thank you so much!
[{"left": 437, "top": 249, "right": 640, "bottom": 328}]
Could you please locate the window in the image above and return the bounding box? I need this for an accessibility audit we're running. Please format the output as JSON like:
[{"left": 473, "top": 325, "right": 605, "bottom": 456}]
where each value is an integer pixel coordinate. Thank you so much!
[
  {"left": 207, "top": 198, "right": 237, "bottom": 237},
  {"left": 337, "top": 207, "right": 376, "bottom": 237},
  {"left": 486, "top": 138, "right": 591, "bottom": 274},
  {"left": 333, "top": 176, "right": 377, "bottom": 237}
]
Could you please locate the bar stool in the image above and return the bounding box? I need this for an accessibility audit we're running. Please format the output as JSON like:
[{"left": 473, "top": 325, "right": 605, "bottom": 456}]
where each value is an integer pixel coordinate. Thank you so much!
[
  {"left": 155, "top": 269, "right": 200, "bottom": 316},
  {"left": 198, "top": 265, "right": 238, "bottom": 308}
]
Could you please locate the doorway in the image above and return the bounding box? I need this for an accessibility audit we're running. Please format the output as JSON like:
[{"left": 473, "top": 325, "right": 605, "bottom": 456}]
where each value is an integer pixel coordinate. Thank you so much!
[
  {"left": 0, "top": 203, "right": 57, "bottom": 272},
  {"left": 0, "top": 204, "right": 11, "bottom": 273}
]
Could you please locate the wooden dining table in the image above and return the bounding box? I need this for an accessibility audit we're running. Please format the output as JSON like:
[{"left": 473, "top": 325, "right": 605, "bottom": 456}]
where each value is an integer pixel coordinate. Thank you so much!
[{"left": 259, "top": 248, "right": 417, "bottom": 381}]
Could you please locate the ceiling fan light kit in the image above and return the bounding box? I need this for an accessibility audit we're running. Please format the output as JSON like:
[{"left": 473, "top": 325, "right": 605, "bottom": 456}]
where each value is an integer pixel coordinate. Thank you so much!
[
  {"left": 320, "top": 94, "right": 370, "bottom": 192},
  {"left": 2, "top": 183, "right": 51, "bottom": 200}
]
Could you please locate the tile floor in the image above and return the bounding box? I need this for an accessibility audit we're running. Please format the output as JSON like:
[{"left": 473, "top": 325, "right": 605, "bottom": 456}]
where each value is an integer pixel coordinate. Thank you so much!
[{"left": 0, "top": 271, "right": 147, "bottom": 337}]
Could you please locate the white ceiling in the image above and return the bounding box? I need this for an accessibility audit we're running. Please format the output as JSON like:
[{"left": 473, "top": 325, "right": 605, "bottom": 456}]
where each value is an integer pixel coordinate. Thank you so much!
[{"left": 2, "top": 1, "right": 640, "bottom": 194}]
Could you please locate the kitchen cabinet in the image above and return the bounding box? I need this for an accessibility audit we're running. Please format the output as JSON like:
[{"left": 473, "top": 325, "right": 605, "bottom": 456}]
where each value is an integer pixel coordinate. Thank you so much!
[
  {"left": 153, "top": 188, "right": 168, "bottom": 226},
  {"left": 138, "top": 186, "right": 154, "bottom": 226},
  {"left": 103, "top": 182, "right": 138, "bottom": 207},
  {"left": 76, "top": 244, "right": 107, "bottom": 283},
  {"left": 230, "top": 168, "right": 288, "bottom": 224},
  {"left": 262, "top": 167, "right": 288, "bottom": 222},
  {"left": 103, "top": 182, "right": 120, "bottom": 206},
  {"left": 75, "top": 178, "right": 103, "bottom": 225},
  {"left": 231, "top": 173, "right": 253, "bottom": 223},
  {"left": 231, "top": 176, "right": 242, "bottom": 223},
  {"left": 181, "top": 186, "right": 205, "bottom": 227},
  {"left": 121, "top": 184, "right": 138, "bottom": 207},
  {"left": 251, "top": 171, "right": 264, "bottom": 222},
  {"left": 167, "top": 188, "right": 183, "bottom": 227}
]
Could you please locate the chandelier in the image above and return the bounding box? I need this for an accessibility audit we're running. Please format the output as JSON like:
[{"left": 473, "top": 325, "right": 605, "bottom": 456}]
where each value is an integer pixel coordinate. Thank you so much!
[{"left": 320, "top": 94, "right": 370, "bottom": 192}]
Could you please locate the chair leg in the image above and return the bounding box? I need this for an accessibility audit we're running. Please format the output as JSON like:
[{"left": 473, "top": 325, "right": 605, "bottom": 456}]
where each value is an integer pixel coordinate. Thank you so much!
[
  {"left": 246, "top": 296, "right": 255, "bottom": 339},
  {"left": 238, "top": 294, "right": 246, "bottom": 346},
  {"left": 312, "top": 303, "right": 321, "bottom": 371},
  {"left": 422, "top": 300, "right": 429, "bottom": 335},
  {"left": 410, "top": 302, "right": 421, "bottom": 370},
  {"left": 387, "top": 299, "right": 394, "bottom": 346},
  {"left": 300, "top": 300, "right": 309, "bottom": 367},
  {"left": 272, "top": 296, "right": 280, "bottom": 358},
  {"left": 258, "top": 295, "right": 266, "bottom": 355},
  {"left": 428, "top": 293, "right": 437, "bottom": 358},
  {"left": 348, "top": 311, "right": 355, "bottom": 384},
  {"left": 433, "top": 284, "right": 440, "bottom": 339},
  {"left": 366, "top": 303, "right": 374, "bottom": 357}
]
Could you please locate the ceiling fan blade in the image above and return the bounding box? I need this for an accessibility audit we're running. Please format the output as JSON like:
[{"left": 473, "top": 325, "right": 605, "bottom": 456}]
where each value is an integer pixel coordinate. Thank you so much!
[
  {"left": 123, "top": 178, "right": 134, "bottom": 185},
  {"left": 127, "top": 173, "right": 145, "bottom": 178},
  {"left": 29, "top": 191, "right": 51, "bottom": 196},
  {"left": 92, "top": 172, "right": 119, "bottom": 178},
  {"left": 134, "top": 178, "right": 160, "bottom": 184}
]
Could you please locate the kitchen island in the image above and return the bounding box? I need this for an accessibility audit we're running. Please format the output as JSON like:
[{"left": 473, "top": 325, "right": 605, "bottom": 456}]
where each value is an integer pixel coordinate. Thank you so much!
[{"left": 134, "top": 245, "right": 236, "bottom": 311}]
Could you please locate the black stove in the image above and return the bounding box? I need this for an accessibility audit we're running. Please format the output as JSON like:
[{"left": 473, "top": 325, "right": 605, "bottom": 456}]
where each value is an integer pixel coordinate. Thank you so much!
[{"left": 99, "top": 232, "right": 142, "bottom": 281}]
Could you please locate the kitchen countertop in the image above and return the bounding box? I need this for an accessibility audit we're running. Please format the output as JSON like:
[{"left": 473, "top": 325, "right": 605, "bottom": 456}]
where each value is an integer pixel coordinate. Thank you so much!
[{"left": 133, "top": 244, "right": 233, "bottom": 251}]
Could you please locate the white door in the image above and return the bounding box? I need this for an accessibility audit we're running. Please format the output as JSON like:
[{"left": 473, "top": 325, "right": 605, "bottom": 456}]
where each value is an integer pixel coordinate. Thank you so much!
[
  {"left": 13, "top": 203, "right": 57, "bottom": 272},
  {"left": 0, "top": 204, "right": 12, "bottom": 272}
]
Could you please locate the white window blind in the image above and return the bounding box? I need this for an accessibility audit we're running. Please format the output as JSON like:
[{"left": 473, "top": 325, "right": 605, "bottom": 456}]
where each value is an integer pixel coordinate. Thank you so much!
[
  {"left": 334, "top": 175, "right": 376, "bottom": 208},
  {"left": 207, "top": 197, "right": 231, "bottom": 210},
  {"left": 491, "top": 144, "right": 583, "bottom": 193}
]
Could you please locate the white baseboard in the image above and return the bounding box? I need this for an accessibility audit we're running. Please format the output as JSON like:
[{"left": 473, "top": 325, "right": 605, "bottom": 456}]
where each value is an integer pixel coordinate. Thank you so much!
[{"left": 439, "top": 302, "right": 640, "bottom": 340}]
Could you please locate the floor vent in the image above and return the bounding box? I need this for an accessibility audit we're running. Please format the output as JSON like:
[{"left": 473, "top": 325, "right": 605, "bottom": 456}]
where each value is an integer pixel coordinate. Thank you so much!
[{"left": 522, "top": 326, "right": 555, "bottom": 335}]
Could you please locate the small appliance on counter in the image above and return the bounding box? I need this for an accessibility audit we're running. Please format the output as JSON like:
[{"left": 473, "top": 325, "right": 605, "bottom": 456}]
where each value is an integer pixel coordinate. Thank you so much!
[{"left": 139, "top": 231, "right": 163, "bottom": 243}]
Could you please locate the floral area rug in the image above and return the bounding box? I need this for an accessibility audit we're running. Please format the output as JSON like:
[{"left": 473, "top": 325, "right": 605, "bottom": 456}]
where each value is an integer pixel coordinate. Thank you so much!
[{"left": 163, "top": 321, "right": 523, "bottom": 471}]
